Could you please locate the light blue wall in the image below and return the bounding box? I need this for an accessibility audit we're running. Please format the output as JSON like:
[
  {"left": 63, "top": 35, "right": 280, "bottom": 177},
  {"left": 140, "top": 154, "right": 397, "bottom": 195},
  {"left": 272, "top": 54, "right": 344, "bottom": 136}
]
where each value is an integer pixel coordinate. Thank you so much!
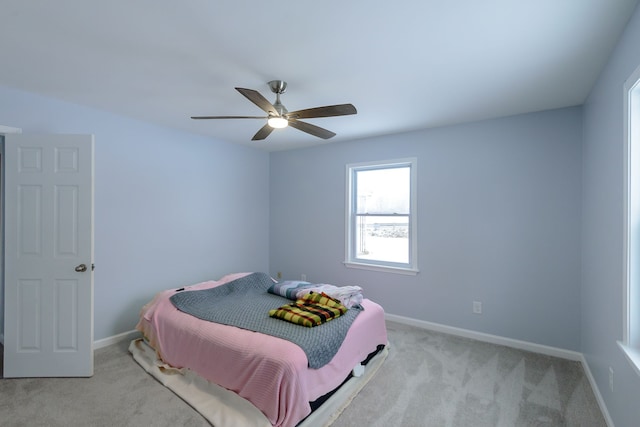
[
  {"left": 270, "top": 107, "right": 583, "bottom": 351},
  {"left": 582, "top": 3, "right": 640, "bottom": 426},
  {"left": 0, "top": 86, "right": 270, "bottom": 341}
]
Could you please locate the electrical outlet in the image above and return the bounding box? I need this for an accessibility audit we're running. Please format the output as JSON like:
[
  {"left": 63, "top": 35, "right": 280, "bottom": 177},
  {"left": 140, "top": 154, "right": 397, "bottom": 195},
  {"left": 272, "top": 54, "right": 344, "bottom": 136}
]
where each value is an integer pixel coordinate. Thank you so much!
[
  {"left": 473, "top": 301, "right": 482, "bottom": 314},
  {"left": 609, "top": 366, "right": 614, "bottom": 392},
  {"left": 301, "top": 274, "right": 307, "bottom": 281}
]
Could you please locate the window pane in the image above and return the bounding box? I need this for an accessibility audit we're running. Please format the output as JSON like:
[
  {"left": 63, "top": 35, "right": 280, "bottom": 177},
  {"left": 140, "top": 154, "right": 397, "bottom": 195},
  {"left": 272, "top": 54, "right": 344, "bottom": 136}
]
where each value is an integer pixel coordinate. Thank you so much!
[
  {"left": 356, "top": 167, "right": 409, "bottom": 214},
  {"left": 355, "top": 215, "right": 409, "bottom": 264}
]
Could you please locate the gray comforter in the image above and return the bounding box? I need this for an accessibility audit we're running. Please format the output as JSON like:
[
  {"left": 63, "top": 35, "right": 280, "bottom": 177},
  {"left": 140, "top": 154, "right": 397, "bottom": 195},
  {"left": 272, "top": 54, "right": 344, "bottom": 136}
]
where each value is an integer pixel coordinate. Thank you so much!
[{"left": 169, "top": 272, "right": 362, "bottom": 368}]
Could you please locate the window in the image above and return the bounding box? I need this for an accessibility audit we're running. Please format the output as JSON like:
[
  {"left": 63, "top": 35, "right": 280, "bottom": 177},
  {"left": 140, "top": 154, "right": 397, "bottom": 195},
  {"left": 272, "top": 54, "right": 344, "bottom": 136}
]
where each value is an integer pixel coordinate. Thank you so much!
[
  {"left": 620, "top": 64, "right": 640, "bottom": 376},
  {"left": 345, "top": 158, "right": 418, "bottom": 274}
]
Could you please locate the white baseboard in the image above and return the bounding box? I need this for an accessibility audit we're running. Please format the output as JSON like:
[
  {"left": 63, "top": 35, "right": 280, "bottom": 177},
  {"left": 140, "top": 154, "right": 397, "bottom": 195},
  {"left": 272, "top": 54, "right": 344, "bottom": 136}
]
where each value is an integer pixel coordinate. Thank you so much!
[
  {"left": 0, "top": 331, "right": 137, "bottom": 350},
  {"left": 384, "top": 313, "right": 583, "bottom": 361},
  {"left": 93, "top": 329, "right": 140, "bottom": 350},
  {"left": 579, "top": 354, "right": 615, "bottom": 427}
]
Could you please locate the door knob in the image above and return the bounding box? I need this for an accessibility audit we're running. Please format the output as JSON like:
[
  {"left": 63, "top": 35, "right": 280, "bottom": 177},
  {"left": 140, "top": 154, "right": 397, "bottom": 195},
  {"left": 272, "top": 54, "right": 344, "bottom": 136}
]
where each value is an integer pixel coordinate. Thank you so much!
[{"left": 75, "top": 264, "right": 87, "bottom": 272}]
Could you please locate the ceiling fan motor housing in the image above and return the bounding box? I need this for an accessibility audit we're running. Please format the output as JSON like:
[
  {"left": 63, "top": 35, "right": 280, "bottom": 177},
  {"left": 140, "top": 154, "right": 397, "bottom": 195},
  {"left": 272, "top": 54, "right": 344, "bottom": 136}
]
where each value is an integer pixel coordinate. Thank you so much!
[{"left": 268, "top": 80, "right": 287, "bottom": 94}]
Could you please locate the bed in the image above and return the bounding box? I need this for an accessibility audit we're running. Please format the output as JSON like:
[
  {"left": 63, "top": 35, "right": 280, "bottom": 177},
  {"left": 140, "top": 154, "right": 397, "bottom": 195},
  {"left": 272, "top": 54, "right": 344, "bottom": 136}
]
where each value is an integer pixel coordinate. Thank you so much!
[{"left": 131, "top": 272, "right": 388, "bottom": 427}]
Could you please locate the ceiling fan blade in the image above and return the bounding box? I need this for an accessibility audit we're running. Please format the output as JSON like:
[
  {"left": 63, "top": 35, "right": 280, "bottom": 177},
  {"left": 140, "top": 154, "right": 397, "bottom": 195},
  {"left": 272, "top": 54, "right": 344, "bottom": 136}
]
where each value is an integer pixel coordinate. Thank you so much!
[
  {"left": 252, "top": 123, "right": 275, "bottom": 141},
  {"left": 235, "top": 87, "right": 278, "bottom": 115},
  {"left": 191, "top": 115, "right": 267, "bottom": 119},
  {"left": 288, "top": 119, "right": 336, "bottom": 139},
  {"left": 287, "top": 103, "right": 357, "bottom": 120}
]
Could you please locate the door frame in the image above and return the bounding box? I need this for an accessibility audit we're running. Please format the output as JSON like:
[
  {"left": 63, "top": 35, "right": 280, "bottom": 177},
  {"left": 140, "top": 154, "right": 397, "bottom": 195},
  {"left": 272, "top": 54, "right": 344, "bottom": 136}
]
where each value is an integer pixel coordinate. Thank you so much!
[{"left": 0, "top": 125, "right": 22, "bottom": 346}]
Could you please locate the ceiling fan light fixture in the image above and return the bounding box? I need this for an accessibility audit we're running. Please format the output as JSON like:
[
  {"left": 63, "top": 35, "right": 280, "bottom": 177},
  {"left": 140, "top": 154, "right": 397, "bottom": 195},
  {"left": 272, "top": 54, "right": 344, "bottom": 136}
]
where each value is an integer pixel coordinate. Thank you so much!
[{"left": 268, "top": 116, "right": 288, "bottom": 128}]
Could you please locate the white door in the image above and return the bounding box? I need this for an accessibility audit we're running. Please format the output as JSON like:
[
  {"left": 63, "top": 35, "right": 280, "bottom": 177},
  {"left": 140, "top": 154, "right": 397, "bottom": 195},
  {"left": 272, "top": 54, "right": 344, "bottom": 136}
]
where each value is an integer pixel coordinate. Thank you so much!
[{"left": 3, "top": 134, "right": 94, "bottom": 377}]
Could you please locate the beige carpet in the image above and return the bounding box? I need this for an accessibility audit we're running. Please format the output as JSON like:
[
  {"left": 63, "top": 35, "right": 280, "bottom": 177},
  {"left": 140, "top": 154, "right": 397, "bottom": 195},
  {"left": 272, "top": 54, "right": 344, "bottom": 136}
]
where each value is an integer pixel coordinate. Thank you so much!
[
  {"left": 333, "top": 322, "right": 606, "bottom": 427},
  {"left": 0, "top": 321, "right": 607, "bottom": 426}
]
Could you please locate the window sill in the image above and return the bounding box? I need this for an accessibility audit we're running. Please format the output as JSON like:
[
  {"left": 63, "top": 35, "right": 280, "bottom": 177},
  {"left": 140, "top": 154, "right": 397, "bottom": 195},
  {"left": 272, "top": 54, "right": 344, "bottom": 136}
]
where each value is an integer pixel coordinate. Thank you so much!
[
  {"left": 617, "top": 341, "right": 640, "bottom": 377},
  {"left": 343, "top": 261, "right": 419, "bottom": 276}
]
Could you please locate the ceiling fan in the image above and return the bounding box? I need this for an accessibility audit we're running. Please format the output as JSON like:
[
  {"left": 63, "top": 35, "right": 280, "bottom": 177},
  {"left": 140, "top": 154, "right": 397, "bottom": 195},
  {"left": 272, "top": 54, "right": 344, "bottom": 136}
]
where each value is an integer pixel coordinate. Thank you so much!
[{"left": 191, "top": 80, "right": 357, "bottom": 141}]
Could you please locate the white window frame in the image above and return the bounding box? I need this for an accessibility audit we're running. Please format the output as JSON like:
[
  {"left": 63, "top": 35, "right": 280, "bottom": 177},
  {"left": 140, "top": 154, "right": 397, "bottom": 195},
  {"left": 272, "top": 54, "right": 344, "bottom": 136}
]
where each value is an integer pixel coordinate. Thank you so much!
[
  {"left": 620, "top": 63, "right": 640, "bottom": 377},
  {"left": 344, "top": 158, "right": 418, "bottom": 275}
]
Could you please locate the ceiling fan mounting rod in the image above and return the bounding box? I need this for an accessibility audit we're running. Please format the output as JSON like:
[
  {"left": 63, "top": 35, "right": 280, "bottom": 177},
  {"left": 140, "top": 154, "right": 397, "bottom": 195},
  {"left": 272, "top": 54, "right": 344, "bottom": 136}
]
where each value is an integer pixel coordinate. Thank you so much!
[{"left": 268, "top": 80, "right": 288, "bottom": 117}]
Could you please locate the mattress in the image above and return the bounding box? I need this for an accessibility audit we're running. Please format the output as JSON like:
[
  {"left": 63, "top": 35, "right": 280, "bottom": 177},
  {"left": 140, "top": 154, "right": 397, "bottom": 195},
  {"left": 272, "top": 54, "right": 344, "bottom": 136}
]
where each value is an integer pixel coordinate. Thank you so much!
[{"left": 135, "top": 272, "right": 388, "bottom": 427}]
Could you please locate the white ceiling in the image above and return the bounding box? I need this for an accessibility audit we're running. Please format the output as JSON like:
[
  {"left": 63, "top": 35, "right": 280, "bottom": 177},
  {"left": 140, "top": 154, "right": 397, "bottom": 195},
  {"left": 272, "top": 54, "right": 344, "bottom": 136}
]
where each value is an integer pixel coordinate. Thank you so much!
[{"left": 1, "top": 1, "right": 638, "bottom": 151}]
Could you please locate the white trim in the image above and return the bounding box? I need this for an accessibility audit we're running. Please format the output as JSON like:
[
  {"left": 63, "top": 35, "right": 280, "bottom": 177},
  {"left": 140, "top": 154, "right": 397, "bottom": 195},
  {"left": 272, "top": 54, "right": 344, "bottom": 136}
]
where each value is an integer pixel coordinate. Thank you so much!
[
  {"left": 580, "top": 353, "right": 616, "bottom": 427},
  {"left": 345, "top": 157, "right": 418, "bottom": 272},
  {"left": 0, "top": 125, "right": 22, "bottom": 135},
  {"left": 344, "top": 261, "right": 419, "bottom": 276},
  {"left": 621, "top": 62, "right": 640, "bottom": 375},
  {"left": 384, "top": 313, "right": 582, "bottom": 361},
  {"left": 622, "top": 64, "right": 637, "bottom": 346},
  {"left": 93, "top": 329, "right": 140, "bottom": 350},
  {"left": 618, "top": 340, "right": 640, "bottom": 377}
]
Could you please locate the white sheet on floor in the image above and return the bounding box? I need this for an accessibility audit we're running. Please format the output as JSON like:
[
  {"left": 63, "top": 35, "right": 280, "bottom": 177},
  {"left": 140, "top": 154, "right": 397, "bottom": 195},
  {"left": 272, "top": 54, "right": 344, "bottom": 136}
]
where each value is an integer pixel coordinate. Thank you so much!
[{"left": 129, "top": 338, "right": 389, "bottom": 427}]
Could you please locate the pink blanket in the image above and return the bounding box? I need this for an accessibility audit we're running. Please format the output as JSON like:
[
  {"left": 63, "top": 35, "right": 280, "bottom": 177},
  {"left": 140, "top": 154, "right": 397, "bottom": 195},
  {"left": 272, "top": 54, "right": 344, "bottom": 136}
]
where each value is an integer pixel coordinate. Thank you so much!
[{"left": 136, "top": 273, "right": 387, "bottom": 427}]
